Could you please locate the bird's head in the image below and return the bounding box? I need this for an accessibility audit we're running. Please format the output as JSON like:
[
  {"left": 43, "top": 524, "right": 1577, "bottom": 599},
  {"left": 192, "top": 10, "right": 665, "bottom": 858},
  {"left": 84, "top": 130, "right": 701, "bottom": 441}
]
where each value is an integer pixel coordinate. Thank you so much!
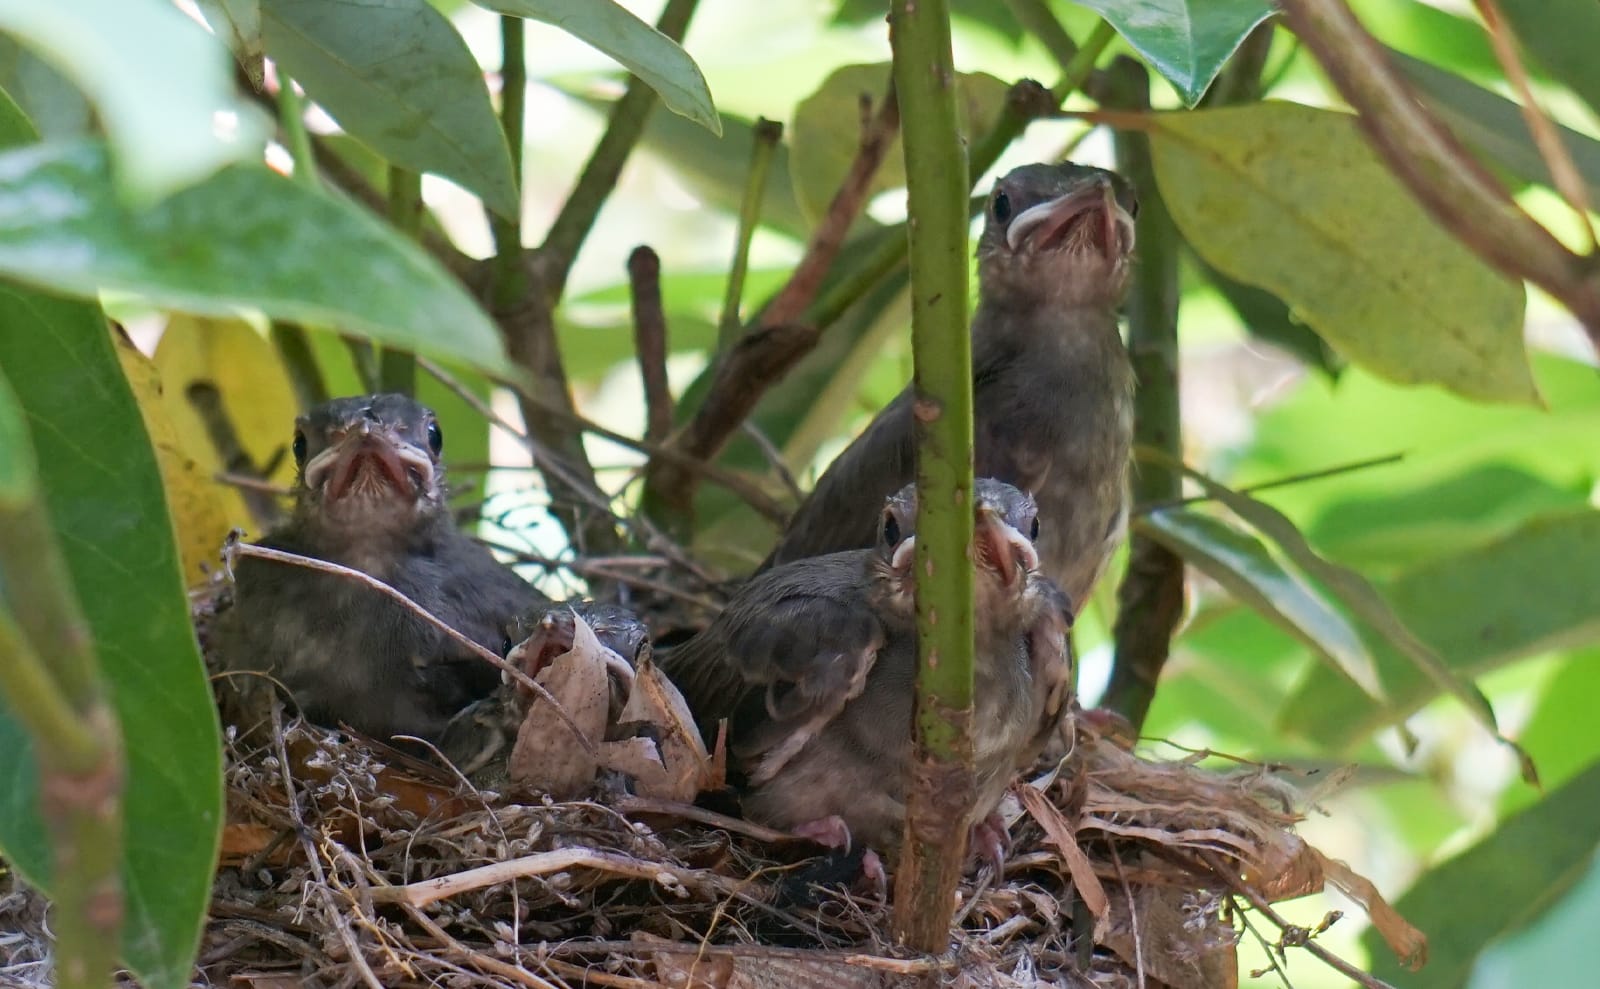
[
  {"left": 976, "top": 161, "right": 1137, "bottom": 309},
  {"left": 971, "top": 478, "right": 1042, "bottom": 601},
  {"left": 872, "top": 479, "right": 1044, "bottom": 616},
  {"left": 291, "top": 393, "right": 448, "bottom": 535}
]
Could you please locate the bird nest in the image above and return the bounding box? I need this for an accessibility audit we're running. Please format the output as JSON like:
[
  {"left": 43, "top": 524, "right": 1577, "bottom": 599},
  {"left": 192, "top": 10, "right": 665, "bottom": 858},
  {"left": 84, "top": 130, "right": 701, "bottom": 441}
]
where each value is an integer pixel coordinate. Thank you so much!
[
  {"left": 156, "top": 696, "right": 1416, "bottom": 989},
  {"left": 0, "top": 567, "right": 1426, "bottom": 989}
]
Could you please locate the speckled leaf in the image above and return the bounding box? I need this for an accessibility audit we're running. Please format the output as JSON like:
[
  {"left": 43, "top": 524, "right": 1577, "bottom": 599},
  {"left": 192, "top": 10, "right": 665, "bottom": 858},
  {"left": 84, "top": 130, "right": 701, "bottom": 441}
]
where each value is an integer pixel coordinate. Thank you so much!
[
  {"left": 475, "top": 0, "right": 719, "bottom": 135},
  {"left": 261, "top": 0, "right": 518, "bottom": 219},
  {"left": 0, "top": 140, "right": 512, "bottom": 377},
  {"left": 1151, "top": 102, "right": 1535, "bottom": 404},
  {"left": 790, "top": 62, "right": 1006, "bottom": 227},
  {"left": 1139, "top": 509, "right": 1382, "bottom": 699},
  {"left": 0, "top": 293, "right": 222, "bottom": 989},
  {"left": 1075, "top": 0, "right": 1274, "bottom": 105},
  {"left": 1280, "top": 509, "right": 1600, "bottom": 752},
  {"left": 1369, "top": 761, "right": 1600, "bottom": 988},
  {"left": 0, "top": 0, "right": 265, "bottom": 201}
]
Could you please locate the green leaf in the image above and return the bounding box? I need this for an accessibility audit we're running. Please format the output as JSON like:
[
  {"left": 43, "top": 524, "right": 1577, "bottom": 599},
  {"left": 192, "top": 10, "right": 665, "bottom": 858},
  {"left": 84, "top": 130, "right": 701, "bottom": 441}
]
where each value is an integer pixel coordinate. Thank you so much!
[
  {"left": 0, "top": 291, "right": 222, "bottom": 989},
  {"left": 1151, "top": 101, "right": 1535, "bottom": 404},
  {"left": 1369, "top": 760, "right": 1600, "bottom": 987},
  {"left": 1502, "top": 650, "right": 1600, "bottom": 817},
  {"left": 1394, "top": 50, "right": 1600, "bottom": 208},
  {"left": 1494, "top": 0, "right": 1600, "bottom": 120},
  {"left": 571, "top": 91, "right": 808, "bottom": 239},
  {"left": 0, "top": 34, "right": 90, "bottom": 138},
  {"left": 0, "top": 0, "right": 267, "bottom": 201},
  {"left": 1074, "top": 0, "right": 1275, "bottom": 106},
  {"left": 195, "top": 0, "right": 264, "bottom": 89},
  {"left": 0, "top": 140, "right": 512, "bottom": 378},
  {"left": 1180, "top": 463, "right": 1521, "bottom": 768},
  {"left": 789, "top": 63, "right": 1007, "bottom": 228},
  {"left": 475, "top": 0, "right": 720, "bottom": 135},
  {"left": 1139, "top": 508, "right": 1383, "bottom": 699},
  {"left": 261, "top": 0, "right": 518, "bottom": 220},
  {"left": 1280, "top": 509, "right": 1600, "bottom": 751},
  {"left": 1189, "top": 249, "right": 1343, "bottom": 378}
]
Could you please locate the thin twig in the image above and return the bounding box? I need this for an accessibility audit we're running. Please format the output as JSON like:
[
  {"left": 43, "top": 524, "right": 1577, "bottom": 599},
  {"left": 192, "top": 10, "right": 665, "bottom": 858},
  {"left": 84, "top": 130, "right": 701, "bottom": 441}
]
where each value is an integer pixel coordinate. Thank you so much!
[
  {"left": 719, "top": 118, "right": 785, "bottom": 345},
  {"left": 628, "top": 246, "right": 673, "bottom": 445},
  {"left": 401, "top": 905, "right": 561, "bottom": 989},
  {"left": 1110, "top": 844, "right": 1146, "bottom": 989},
  {"left": 647, "top": 87, "right": 901, "bottom": 525},
  {"left": 369, "top": 847, "right": 717, "bottom": 908},
  {"left": 612, "top": 795, "right": 798, "bottom": 844},
  {"left": 1473, "top": 0, "right": 1596, "bottom": 251},
  {"left": 1135, "top": 452, "right": 1406, "bottom": 515},
  {"left": 546, "top": 939, "right": 946, "bottom": 975},
  {"left": 1238, "top": 901, "right": 1298, "bottom": 988},
  {"left": 229, "top": 541, "right": 601, "bottom": 760},
  {"left": 417, "top": 355, "right": 783, "bottom": 530},
  {"left": 1199, "top": 851, "right": 1401, "bottom": 989},
  {"left": 270, "top": 705, "right": 384, "bottom": 989}
]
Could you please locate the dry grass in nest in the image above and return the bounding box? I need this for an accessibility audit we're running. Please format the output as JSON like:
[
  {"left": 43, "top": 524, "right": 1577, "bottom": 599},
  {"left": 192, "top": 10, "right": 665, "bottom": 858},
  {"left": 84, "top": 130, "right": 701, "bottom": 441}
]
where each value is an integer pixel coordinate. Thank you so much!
[{"left": 176, "top": 700, "right": 1422, "bottom": 989}]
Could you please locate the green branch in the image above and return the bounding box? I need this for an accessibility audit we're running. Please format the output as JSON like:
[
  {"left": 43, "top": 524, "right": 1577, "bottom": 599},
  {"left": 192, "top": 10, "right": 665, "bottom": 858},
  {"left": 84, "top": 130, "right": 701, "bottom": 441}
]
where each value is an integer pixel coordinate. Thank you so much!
[
  {"left": 888, "top": 0, "right": 976, "bottom": 952},
  {"left": 1102, "top": 58, "right": 1186, "bottom": 731},
  {"left": 718, "top": 118, "right": 784, "bottom": 348},
  {"left": 380, "top": 164, "right": 424, "bottom": 395},
  {"left": 270, "top": 71, "right": 330, "bottom": 407}
]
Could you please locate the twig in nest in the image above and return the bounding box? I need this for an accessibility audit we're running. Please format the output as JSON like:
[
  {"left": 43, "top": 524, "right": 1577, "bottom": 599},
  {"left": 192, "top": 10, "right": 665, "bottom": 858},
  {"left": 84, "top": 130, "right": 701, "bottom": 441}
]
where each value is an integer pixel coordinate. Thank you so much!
[
  {"left": 612, "top": 795, "right": 797, "bottom": 844},
  {"left": 628, "top": 246, "right": 673, "bottom": 445},
  {"left": 1110, "top": 843, "right": 1146, "bottom": 989},
  {"left": 270, "top": 704, "right": 385, "bottom": 989},
  {"left": 368, "top": 846, "right": 717, "bottom": 908},
  {"left": 228, "top": 539, "right": 601, "bottom": 761},
  {"left": 401, "top": 904, "right": 562, "bottom": 989},
  {"left": 1198, "top": 850, "right": 1400, "bottom": 989}
]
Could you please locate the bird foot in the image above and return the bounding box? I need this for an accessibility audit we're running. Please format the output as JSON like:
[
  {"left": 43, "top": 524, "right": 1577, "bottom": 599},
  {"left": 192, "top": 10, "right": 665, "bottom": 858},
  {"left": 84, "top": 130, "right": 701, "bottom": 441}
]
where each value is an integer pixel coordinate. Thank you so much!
[
  {"left": 969, "top": 811, "right": 1010, "bottom": 872},
  {"left": 792, "top": 815, "right": 853, "bottom": 852},
  {"left": 860, "top": 849, "right": 888, "bottom": 898}
]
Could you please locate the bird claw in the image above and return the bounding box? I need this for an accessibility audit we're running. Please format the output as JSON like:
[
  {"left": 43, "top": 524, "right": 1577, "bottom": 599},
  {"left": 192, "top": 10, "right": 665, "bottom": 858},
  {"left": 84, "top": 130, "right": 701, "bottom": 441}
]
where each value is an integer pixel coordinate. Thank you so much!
[
  {"left": 792, "top": 814, "right": 853, "bottom": 852},
  {"left": 970, "top": 811, "right": 1010, "bottom": 873},
  {"left": 860, "top": 849, "right": 888, "bottom": 899}
]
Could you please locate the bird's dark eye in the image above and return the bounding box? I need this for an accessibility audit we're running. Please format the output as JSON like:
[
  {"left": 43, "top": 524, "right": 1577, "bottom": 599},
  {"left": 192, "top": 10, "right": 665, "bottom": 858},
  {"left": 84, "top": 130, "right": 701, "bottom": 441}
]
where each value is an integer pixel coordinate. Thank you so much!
[
  {"left": 1128, "top": 197, "right": 1140, "bottom": 220},
  {"left": 1029, "top": 517, "right": 1040, "bottom": 541},
  {"left": 427, "top": 419, "right": 443, "bottom": 455},
  {"left": 993, "top": 191, "right": 1012, "bottom": 224},
  {"left": 883, "top": 513, "right": 902, "bottom": 548},
  {"left": 501, "top": 635, "right": 513, "bottom": 655},
  {"left": 292, "top": 431, "right": 307, "bottom": 466}
]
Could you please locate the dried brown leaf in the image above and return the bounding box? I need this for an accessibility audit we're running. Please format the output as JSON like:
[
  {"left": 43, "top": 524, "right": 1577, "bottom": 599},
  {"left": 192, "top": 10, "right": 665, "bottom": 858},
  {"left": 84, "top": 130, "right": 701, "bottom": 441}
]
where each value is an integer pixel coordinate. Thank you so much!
[
  {"left": 508, "top": 615, "right": 609, "bottom": 795},
  {"left": 1017, "top": 782, "right": 1109, "bottom": 936},
  {"left": 1318, "top": 850, "right": 1428, "bottom": 970},
  {"left": 1101, "top": 885, "right": 1238, "bottom": 989},
  {"left": 601, "top": 654, "right": 714, "bottom": 801}
]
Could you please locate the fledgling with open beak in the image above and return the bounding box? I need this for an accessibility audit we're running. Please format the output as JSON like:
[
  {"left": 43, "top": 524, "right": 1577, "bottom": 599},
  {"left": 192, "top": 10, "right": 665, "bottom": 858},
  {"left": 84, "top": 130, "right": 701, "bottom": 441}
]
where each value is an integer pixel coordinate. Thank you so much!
[
  {"left": 212, "top": 394, "right": 545, "bottom": 745},
  {"left": 662, "top": 478, "right": 1072, "bottom": 869},
  {"left": 765, "top": 161, "right": 1137, "bottom": 612}
]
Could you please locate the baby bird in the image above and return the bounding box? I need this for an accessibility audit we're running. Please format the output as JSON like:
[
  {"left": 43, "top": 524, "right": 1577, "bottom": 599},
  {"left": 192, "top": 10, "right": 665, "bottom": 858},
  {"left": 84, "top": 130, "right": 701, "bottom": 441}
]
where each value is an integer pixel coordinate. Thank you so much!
[
  {"left": 213, "top": 394, "right": 542, "bottom": 744},
  {"left": 663, "top": 479, "right": 1072, "bottom": 863},
  {"left": 766, "top": 161, "right": 1137, "bottom": 611}
]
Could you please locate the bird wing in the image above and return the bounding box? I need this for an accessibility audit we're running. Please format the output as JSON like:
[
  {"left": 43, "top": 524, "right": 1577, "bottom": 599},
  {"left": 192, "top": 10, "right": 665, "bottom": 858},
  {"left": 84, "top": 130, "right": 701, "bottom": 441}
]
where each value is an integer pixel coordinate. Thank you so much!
[
  {"left": 761, "top": 390, "right": 915, "bottom": 568},
  {"left": 661, "top": 555, "right": 888, "bottom": 783}
]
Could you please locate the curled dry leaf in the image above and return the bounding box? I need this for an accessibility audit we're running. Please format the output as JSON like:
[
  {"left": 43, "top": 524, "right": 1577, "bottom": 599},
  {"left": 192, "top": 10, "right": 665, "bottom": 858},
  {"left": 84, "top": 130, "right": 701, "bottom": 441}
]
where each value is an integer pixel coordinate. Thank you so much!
[
  {"left": 507, "top": 614, "right": 609, "bottom": 796},
  {"left": 1319, "top": 849, "right": 1429, "bottom": 970},
  {"left": 1100, "top": 885, "right": 1240, "bottom": 989},
  {"left": 600, "top": 654, "right": 715, "bottom": 802},
  {"left": 507, "top": 612, "right": 714, "bottom": 802}
]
